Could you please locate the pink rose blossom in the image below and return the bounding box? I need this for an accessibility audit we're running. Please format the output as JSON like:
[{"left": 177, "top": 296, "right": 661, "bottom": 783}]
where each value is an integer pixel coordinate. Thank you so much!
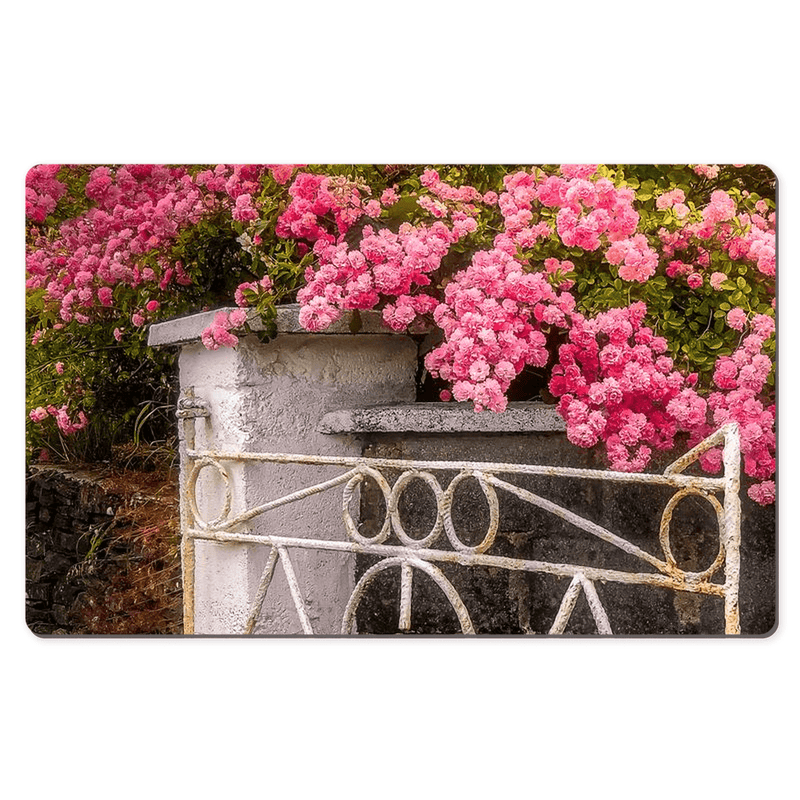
[
  {"left": 710, "top": 272, "right": 727, "bottom": 290},
  {"left": 673, "top": 203, "right": 690, "bottom": 219},
  {"left": 687, "top": 273, "right": 703, "bottom": 289},
  {"left": 726, "top": 308, "right": 748, "bottom": 331},
  {"left": 748, "top": 480, "right": 775, "bottom": 505},
  {"left": 29, "top": 407, "right": 49, "bottom": 423}
]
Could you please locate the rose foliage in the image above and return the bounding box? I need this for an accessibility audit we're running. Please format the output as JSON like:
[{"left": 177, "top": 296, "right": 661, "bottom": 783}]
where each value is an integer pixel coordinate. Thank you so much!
[{"left": 26, "top": 164, "right": 775, "bottom": 504}]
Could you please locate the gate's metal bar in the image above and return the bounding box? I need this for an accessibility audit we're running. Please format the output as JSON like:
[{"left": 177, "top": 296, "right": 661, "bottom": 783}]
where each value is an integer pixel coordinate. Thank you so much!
[
  {"left": 482, "top": 473, "right": 671, "bottom": 575},
  {"left": 277, "top": 546, "right": 314, "bottom": 635},
  {"left": 177, "top": 388, "right": 209, "bottom": 636},
  {"left": 664, "top": 424, "right": 728, "bottom": 475},
  {"left": 181, "top": 535, "right": 196, "bottom": 636},
  {"left": 207, "top": 469, "right": 361, "bottom": 532},
  {"left": 550, "top": 575, "right": 583, "bottom": 634},
  {"left": 186, "top": 448, "right": 726, "bottom": 493},
  {"left": 399, "top": 562, "right": 413, "bottom": 631},
  {"left": 186, "top": 528, "right": 727, "bottom": 597},
  {"left": 579, "top": 575, "right": 613, "bottom": 634},
  {"left": 548, "top": 574, "right": 613, "bottom": 635},
  {"left": 722, "top": 425, "right": 742, "bottom": 634},
  {"left": 340, "top": 556, "right": 475, "bottom": 634},
  {"left": 243, "top": 546, "right": 280, "bottom": 635}
]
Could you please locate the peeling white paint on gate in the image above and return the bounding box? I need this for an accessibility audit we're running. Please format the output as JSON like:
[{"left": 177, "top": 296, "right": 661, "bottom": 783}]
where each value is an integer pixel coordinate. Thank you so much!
[{"left": 179, "top": 404, "right": 742, "bottom": 635}]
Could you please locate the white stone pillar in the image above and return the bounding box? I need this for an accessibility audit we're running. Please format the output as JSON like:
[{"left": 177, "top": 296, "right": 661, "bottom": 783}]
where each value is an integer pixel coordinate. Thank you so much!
[{"left": 149, "top": 306, "right": 417, "bottom": 634}]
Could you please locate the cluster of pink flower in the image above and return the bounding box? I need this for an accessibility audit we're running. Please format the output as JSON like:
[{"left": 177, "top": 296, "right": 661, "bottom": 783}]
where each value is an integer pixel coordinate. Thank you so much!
[
  {"left": 424, "top": 248, "right": 575, "bottom": 412},
  {"left": 200, "top": 309, "right": 248, "bottom": 350},
  {"left": 692, "top": 164, "right": 721, "bottom": 179},
  {"left": 702, "top": 190, "right": 737, "bottom": 225},
  {"left": 29, "top": 404, "right": 88, "bottom": 435},
  {"left": 548, "top": 303, "right": 691, "bottom": 471},
  {"left": 606, "top": 235, "right": 659, "bottom": 282},
  {"left": 197, "top": 274, "right": 274, "bottom": 346},
  {"left": 655, "top": 191, "right": 775, "bottom": 288},
  {"left": 548, "top": 302, "right": 775, "bottom": 500},
  {"left": 491, "top": 168, "right": 654, "bottom": 283},
  {"left": 26, "top": 165, "right": 66, "bottom": 224},
  {"left": 295, "top": 219, "right": 467, "bottom": 332},
  {"left": 276, "top": 169, "right": 492, "bottom": 333},
  {"left": 275, "top": 172, "right": 373, "bottom": 244},
  {"left": 706, "top": 314, "right": 775, "bottom": 503},
  {"left": 26, "top": 165, "right": 210, "bottom": 328},
  {"left": 655, "top": 188, "right": 690, "bottom": 218},
  {"left": 25, "top": 165, "right": 298, "bottom": 336},
  {"left": 234, "top": 275, "right": 273, "bottom": 307}
]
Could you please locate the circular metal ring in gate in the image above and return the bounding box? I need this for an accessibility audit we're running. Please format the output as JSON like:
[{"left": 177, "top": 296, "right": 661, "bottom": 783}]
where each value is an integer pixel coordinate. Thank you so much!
[
  {"left": 389, "top": 470, "right": 445, "bottom": 549},
  {"left": 659, "top": 488, "right": 726, "bottom": 582},
  {"left": 342, "top": 466, "right": 393, "bottom": 545},
  {"left": 186, "top": 457, "right": 233, "bottom": 529},
  {"left": 442, "top": 470, "right": 499, "bottom": 554}
]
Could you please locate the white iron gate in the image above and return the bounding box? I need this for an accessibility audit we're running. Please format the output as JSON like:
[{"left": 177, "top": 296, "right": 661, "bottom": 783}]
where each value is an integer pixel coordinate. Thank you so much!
[{"left": 178, "top": 398, "right": 742, "bottom": 636}]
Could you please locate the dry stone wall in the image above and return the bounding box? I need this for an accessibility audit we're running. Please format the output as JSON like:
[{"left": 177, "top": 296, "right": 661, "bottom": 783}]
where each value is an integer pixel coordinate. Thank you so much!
[{"left": 26, "top": 466, "right": 119, "bottom": 634}]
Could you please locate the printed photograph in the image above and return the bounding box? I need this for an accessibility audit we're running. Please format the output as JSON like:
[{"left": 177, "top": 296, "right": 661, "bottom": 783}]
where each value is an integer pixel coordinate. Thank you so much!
[{"left": 25, "top": 164, "right": 776, "bottom": 636}]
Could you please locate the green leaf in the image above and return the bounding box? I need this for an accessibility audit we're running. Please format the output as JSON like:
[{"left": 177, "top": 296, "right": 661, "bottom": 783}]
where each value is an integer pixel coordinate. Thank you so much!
[{"left": 383, "top": 194, "right": 420, "bottom": 221}]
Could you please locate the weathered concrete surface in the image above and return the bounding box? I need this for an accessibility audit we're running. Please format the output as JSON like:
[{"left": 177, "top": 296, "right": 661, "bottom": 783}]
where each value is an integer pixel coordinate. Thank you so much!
[
  {"left": 148, "top": 304, "right": 393, "bottom": 348},
  {"left": 353, "top": 433, "right": 776, "bottom": 636},
  {"left": 175, "top": 326, "right": 418, "bottom": 634},
  {"left": 318, "top": 401, "right": 566, "bottom": 435}
]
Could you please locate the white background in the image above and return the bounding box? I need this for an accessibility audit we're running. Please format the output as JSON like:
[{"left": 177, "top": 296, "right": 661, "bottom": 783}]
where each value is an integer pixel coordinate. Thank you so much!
[{"left": 5, "top": 3, "right": 797, "bottom": 798}]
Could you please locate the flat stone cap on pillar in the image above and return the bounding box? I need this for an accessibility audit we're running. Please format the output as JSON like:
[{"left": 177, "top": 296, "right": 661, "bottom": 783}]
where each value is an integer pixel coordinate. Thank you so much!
[
  {"left": 317, "top": 401, "right": 565, "bottom": 434},
  {"left": 147, "top": 304, "right": 397, "bottom": 347}
]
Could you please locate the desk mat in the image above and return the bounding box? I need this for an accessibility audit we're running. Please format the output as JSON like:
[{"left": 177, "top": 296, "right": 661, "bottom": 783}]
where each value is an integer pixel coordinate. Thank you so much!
[{"left": 25, "top": 164, "right": 776, "bottom": 636}]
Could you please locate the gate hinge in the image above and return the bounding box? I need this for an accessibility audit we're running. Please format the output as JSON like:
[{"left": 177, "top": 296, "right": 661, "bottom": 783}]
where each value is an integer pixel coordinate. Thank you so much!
[{"left": 177, "top": 394, "right": 211, "bottom": 419}]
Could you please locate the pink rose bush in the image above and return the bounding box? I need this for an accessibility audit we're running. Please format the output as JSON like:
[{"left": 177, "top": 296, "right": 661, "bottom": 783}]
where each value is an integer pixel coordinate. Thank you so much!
[
  {"left": 423, "top": 248, "right": 575, "bottom": 412},
  {"left": 26, "top": 165, "right": 776, "bottom": 503}
]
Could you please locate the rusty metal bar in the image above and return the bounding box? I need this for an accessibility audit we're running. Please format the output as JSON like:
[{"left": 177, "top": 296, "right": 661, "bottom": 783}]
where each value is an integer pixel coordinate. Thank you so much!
[
  {"left": 178, "top": 388, "right": 208, "bottom": 636},
  {"left": 243, "top": 546, "right": 280, "bottom": 635},
  {"left": 399, "top": 562, "right": 413, "bottom": 631},
  {"left": 277, "top": 546, "right": 314, "bottom": 635},
  {"left": 186, "top": 528, "right": 728, "bottom": 597},
  {"left": 186, "top": 447, "right": 726, "bottom": 492},
  {"left": 722, "top": 424, "right": 742, "bottom": 634}
]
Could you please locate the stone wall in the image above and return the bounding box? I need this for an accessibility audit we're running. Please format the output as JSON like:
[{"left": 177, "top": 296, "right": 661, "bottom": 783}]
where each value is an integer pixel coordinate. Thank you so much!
[
  {"left": 26, "top": 465, "right": 182, "bottom": 635},
  {"left": 26, "top": 466, "right": 119, "bottom": 634}
]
